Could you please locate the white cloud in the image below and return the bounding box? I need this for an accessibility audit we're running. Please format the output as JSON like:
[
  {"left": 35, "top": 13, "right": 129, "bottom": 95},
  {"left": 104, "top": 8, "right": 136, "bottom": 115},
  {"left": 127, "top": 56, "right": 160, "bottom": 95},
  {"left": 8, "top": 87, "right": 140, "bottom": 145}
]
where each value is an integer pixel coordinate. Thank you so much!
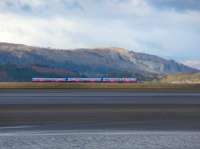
[
  {"left": 0, "top": 13, "right": 79, "bottom": 48},
  {"left": 0, "top": 0, "right": 153, "bottom": 17},
  {"left": 0, "top": 12, "right": 141, "bottom": 49},
  {"left": 182, "top": 60, "right": 200, "bottom": 70},
  {"left": 0, "top": 0, "right": 199, "bottom": 60}
]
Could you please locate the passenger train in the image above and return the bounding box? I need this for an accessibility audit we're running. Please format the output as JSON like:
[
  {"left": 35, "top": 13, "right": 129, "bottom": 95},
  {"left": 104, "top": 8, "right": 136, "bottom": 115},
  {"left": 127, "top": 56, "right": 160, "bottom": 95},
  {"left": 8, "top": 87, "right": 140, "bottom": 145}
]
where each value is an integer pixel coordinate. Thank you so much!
[{"left": 32, "top": 77, "right": 137, "bottom": 83}]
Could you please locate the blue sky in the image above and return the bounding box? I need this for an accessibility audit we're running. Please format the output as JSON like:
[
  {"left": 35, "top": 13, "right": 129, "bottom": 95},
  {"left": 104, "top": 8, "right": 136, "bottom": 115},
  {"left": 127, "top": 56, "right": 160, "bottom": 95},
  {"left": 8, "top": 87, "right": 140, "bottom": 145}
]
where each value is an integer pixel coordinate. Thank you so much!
[{"left": 0, "top": 0, "right": 200, "bottom": 63}]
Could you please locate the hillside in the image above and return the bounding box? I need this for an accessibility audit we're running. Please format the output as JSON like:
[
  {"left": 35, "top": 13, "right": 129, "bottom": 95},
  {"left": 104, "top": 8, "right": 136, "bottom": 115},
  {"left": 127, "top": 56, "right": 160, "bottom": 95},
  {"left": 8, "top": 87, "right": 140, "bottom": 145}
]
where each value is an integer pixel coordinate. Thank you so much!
[
  {"left": 160, "top": 73, "right": 200, "bottom": 84},
  {"left": 0, "top": 42, "right": 198, "bottom": 81}
]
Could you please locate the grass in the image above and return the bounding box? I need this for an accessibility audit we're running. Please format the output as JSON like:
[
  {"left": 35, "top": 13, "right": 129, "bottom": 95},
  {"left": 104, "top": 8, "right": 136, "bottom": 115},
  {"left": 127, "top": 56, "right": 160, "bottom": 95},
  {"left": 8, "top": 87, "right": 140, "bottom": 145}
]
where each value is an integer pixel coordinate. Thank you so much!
[{"left": 0, "top": 82, "right": 199, "bottom": 92}]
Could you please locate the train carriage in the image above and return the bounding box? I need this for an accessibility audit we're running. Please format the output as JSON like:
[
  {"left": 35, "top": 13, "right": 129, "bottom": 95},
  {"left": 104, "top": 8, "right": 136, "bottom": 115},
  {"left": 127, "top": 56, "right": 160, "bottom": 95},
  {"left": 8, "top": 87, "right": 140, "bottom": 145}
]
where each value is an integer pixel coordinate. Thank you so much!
[
  {"left": 32, "top": 77, "right": 137, "bottom": 83},
  {"left": 102, "top": 78, "right": 137, "bottom": 83},
  {"left": 32, "top": 78, "right": 66, "bottom": 82},
  {"left": 67, "top": 78, "right": 102, "bottom": 83}
]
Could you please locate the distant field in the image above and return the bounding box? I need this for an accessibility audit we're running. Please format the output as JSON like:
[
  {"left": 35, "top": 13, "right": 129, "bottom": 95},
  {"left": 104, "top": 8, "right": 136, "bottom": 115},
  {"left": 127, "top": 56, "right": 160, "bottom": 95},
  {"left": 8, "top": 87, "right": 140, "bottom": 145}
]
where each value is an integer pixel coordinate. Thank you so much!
[{"left": 0, "top": 82, "right": 199, "bottom": 92}]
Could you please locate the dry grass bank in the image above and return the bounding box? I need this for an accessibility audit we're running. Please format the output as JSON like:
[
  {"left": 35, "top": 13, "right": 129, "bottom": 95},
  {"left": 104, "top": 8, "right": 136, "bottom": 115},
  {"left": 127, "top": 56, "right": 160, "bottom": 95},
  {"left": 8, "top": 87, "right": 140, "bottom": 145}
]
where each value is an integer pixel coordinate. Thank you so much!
[
  {"left": 0, "top": 82, "right": 199, "bottom": 92},
  {"left": 160, "top": 73, "right": 200, "bottom": 84}
]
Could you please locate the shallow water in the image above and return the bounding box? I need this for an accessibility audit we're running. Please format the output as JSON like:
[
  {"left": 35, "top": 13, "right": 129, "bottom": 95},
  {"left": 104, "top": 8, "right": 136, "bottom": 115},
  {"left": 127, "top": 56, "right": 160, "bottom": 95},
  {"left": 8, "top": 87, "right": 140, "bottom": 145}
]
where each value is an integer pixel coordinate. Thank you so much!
[{"left": 0, "top": 130, "right": 200, "bottom": 149}]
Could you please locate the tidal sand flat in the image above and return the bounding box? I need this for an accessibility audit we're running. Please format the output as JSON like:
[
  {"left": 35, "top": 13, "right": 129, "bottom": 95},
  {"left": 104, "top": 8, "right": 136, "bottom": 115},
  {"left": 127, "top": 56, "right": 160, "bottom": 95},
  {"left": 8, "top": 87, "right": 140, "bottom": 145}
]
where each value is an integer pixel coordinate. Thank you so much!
[{"left": 0, "top": 104, "right": 200, "bottom": 130}]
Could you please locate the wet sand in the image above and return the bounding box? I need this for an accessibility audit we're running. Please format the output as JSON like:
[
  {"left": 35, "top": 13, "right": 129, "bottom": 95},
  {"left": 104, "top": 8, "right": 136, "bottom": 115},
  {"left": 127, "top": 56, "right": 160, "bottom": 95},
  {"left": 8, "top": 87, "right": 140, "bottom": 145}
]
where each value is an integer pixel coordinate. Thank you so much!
[{"left": 0, "top": 104, "right": 200, "bottom": 130}]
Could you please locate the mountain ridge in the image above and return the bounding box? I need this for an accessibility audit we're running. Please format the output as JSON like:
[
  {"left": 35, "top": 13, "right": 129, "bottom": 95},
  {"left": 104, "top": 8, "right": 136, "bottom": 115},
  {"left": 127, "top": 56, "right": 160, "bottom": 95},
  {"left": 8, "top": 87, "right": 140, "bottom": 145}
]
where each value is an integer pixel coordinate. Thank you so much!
[{"left": 0, "top": 42, "right": 198, "bottom": 81}]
